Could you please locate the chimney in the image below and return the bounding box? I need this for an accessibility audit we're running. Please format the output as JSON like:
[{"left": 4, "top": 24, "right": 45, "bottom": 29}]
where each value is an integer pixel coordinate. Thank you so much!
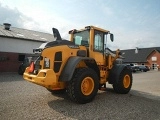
[
  {"left": 135, "top": 47, "right": 138, "bottom": 54},
  {"left": 3, "top": 23, "right": 11, "bottom": 30}
]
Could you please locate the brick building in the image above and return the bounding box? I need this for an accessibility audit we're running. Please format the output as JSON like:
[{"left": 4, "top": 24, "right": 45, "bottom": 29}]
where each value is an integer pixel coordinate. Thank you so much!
[
  {"left": 0, "top": 23, "right": 54, "bottom": 72},
  {"left": 121, "top": 47, "right": 160, "bottom": 70}
]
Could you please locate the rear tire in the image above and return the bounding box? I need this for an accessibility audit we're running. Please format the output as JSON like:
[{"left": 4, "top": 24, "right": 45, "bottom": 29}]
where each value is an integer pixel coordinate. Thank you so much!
[
  {"left": 18, "top": 66, "right": 24, "bottom": 75},
  {"left": 66, "top": 68, "right": 99, "bottom": 104},
  {"left": 113, "top": 67, "right": 132, "bottom": 94}
]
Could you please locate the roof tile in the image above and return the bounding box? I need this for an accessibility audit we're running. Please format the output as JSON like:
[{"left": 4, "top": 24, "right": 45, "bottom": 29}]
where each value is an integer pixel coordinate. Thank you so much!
[
  {"left": 0, "top": 24, "right": 55, "bottom": 42},
  {"left": 121, "top": 47, "right": 160, "bottom": 63}
]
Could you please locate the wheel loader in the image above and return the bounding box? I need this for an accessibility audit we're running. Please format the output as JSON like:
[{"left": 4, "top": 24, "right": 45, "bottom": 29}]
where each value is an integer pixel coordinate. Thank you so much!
[{"left": 23, "top": 25, "right": 132, "bottom": 104}]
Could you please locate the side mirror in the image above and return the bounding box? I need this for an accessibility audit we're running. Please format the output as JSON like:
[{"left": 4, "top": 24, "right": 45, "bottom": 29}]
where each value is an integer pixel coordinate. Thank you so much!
[{"left": 110, "top": 34, "right": 114, "bottom": 42}]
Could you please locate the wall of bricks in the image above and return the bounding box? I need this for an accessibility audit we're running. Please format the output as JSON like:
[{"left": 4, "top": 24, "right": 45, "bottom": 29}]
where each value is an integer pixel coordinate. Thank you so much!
[
  {"left": 147, "top": 50, "right": 160, "bottom": 70},
  {"left": 0, "top": 52, "right": 22, "bottom": 72}
]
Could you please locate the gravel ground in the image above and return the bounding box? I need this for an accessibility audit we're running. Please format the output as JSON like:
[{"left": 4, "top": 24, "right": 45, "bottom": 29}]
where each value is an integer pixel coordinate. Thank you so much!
[{"left": 0, "top": 72, "right": 160, "bottom": 120}]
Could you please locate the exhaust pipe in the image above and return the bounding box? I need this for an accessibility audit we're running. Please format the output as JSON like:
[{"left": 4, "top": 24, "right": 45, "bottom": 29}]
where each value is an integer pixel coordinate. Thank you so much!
[{"left": 52, "top": 28, "right": 62, "bottom": 40}]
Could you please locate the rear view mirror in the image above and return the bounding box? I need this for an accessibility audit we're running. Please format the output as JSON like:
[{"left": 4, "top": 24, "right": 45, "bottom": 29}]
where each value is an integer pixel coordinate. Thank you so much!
[{"left": 110, "top": 34, "right": 114, "bottom": 42}]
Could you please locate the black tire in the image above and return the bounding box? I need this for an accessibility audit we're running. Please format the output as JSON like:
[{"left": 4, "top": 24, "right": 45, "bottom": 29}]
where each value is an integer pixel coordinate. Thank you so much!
[
  {"left": 47, "top": 89, "right": 66, "bottom": 94},
  {"left": 113, "top": 67, "right": 132, "bottom": 94},
  {"left": 18, "top": 66, "right": 24, "bottom": 75},
  {"left": 66, "top": 68, "right": 99, "bottom": 104}
]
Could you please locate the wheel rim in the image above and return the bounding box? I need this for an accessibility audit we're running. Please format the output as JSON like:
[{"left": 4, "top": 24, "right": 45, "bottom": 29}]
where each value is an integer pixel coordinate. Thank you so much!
[
  {"left": 81, "top": 77, "right": 94, "bottom": 95},
  {"left": 123, "top": 75, "right": 130, "bottom": 88}
]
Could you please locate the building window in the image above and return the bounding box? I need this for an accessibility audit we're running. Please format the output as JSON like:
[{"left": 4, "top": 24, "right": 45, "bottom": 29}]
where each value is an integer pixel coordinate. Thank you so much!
[
  {"left": 152, "top": 57, "right": 157, "bottom": 61},
  {"left": 0, "top": 56, "right": 9, "bottom": 61},
  {"left": 18, "top": 55, "right": 25, "bottom": 62},
  {"left": 152, "top": 63, "right": 157, "bottom": 70}
]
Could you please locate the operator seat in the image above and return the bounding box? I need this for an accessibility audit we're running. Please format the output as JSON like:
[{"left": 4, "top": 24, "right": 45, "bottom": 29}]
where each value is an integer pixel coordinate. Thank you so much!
[{"left": 81, "top": 40, "right": 89, "bottom": 47}]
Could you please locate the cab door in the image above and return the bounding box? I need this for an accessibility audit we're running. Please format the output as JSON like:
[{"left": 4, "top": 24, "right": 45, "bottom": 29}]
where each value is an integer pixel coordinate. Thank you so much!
[{"left": 89, "top": 30, "right": 106, "bottom": 65}]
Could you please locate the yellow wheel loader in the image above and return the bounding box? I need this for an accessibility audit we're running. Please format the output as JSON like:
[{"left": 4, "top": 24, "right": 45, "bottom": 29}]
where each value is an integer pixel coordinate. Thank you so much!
[{"left": 23, "top": 26, "right": 132, "bottom": 104}]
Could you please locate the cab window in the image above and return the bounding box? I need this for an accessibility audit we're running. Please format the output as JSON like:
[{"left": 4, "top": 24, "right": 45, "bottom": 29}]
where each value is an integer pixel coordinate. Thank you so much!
[
  {"left": 73, "top": 30, "right": 89, "bottom": 47},
  {"left": 94, "top": 31, "right": 104, "bottom": 52}
]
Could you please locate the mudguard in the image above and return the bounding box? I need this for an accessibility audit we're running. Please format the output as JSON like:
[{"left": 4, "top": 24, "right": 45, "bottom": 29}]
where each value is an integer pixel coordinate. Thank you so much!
[
  {"left": 108, "top": 64, "right": 131, "bottom": 84},
  {"left": 59, "top": 56, "right": 100, "bottom": 81}
]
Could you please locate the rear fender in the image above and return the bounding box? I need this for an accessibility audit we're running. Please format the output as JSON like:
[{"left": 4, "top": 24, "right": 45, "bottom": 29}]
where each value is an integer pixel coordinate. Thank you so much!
[
  {"left": 59, "top": 56, "right": 100, "bottom": 81},
  {"left": 108, "top": 64, "right": 130, "bottom": 84}
]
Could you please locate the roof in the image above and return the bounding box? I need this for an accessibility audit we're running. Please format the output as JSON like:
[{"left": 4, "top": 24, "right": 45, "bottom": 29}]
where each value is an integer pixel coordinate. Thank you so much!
[
  {"left": 121, "top": 47, "right": 160, "bottom": 63},
  {"left": 0, "top": 24, "right": 54, "bottom": 42}
]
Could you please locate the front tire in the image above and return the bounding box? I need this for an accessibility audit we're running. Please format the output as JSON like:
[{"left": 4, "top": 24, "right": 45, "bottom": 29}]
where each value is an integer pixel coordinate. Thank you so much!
[
  {"left": 113, "top": 67, "right": 132, "bottom": 94},
  {"left": 66, "top": 68, "right": 99, "bottom": 104}
]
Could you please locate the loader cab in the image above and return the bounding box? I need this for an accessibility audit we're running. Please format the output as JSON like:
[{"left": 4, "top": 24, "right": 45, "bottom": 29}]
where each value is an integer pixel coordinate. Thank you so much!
[{"left": 69, "top": 26, "right": 114, "bottom": 65}]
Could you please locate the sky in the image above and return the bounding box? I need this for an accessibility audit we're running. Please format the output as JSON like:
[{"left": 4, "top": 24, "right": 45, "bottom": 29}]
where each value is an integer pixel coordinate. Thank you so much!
[{"left": 0, "top": 0, "right": 160, "bottom": 50}]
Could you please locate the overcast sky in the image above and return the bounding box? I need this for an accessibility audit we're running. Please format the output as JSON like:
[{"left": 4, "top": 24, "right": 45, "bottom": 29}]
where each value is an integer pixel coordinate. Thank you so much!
[{"left": 0, "top": 0, "right": 160, "bottom": 50}]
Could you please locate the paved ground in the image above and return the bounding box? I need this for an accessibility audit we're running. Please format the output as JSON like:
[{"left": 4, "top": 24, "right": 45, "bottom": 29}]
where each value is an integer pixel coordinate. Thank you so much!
[
  {"left": 0, "top": 71, "right": 160, "bottom": 120},
  {"left": 132, "top": 70, "right": 160, "bottom": 100}
]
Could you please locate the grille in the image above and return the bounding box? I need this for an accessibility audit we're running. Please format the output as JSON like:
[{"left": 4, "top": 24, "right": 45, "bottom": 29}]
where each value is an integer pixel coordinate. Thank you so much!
[{"left": 54, "top": 52, "right": 62, "bottom": 73}]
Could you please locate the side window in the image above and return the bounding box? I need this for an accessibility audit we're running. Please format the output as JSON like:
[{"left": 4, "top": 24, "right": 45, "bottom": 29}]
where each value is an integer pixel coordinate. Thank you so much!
[
  {"left": 18, "top": 54, "right": 25, "bottom": 62},
  {"left": 73, "top": 30, "right": 89, "bottom": 47},
  {"left": 94, "top": 31, "right": 104, "bottom": 52},
  {"left": 74, "top": 36, "right": 89, "bottom": 46},
  {"left": 74, "top": 36, "right": 82, "bottom": 45}
]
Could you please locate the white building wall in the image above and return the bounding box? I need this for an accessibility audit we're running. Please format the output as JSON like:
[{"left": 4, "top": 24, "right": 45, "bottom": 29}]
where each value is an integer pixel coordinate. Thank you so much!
[{"left": 0, "top": 37, "right": 45, "bottom": 53}]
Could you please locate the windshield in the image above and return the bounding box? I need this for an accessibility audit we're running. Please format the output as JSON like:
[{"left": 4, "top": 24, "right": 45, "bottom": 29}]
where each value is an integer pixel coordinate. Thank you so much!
[{"left": 73, "top": 30, "right": 89, "bottom": 47}]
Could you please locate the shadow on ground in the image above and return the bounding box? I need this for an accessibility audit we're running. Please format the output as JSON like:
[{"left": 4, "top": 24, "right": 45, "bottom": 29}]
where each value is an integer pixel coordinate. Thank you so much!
[{"left": 47, "top": 88, "right": 160, "bottom": 120}]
